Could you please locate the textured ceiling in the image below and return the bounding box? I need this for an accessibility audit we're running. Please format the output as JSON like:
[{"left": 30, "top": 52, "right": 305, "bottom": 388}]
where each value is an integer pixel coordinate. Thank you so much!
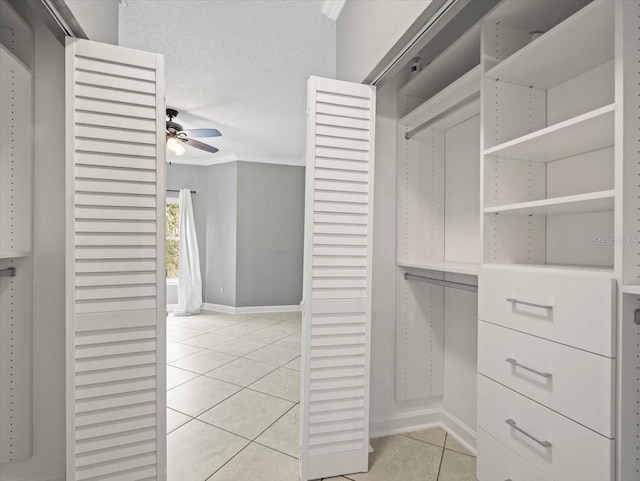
[{"left": 119, "top": 0, "right": 336, "bottom": 164}]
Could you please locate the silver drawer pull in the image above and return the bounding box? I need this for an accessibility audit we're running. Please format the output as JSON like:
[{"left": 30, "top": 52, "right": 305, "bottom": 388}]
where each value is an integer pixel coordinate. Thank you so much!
[
  {"left": 506, "top": 298, "right": 553, "bottom": 310},
  {"left": 505, "top": 419, "right": 552, "bottom": 448},
  {"left": 506, "top": 358, "right": 552, "bottom": 378}
]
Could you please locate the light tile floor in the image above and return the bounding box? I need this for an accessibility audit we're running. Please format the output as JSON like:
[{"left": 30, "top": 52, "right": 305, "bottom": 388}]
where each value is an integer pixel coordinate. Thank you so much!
[{"left": 166, "top": 311, "right": 476, "bottom": 481}]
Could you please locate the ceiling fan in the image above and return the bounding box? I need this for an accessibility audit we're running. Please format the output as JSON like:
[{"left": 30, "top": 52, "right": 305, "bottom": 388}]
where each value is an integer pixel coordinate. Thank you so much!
[{"left": 165, "top": 108, "right": 221, "bottom": 156}]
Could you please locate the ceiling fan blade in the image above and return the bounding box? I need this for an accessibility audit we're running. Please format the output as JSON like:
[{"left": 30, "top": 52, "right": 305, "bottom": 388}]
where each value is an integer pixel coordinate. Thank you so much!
[
  {"left": 182, "top": 128, "right": 221, "bottom": 138},
  {"left": 182, "top": 137, "right": 219, "bottom": 154}
]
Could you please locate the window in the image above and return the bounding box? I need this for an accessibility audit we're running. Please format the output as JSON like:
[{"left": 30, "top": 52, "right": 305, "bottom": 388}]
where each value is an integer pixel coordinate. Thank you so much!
[{"left": 166, "top": 200, "right": 180, "bottom": 279}]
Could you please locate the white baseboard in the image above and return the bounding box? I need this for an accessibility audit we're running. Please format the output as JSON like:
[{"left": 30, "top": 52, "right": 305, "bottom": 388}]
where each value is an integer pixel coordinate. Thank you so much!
[
  {"left": 201, "top": 303, "right": 301, "bottom": 315},
  {"left": 370, "top": 408, "right": 476, "bottom": 455},
  {"left": 370, "top": 408, "right": 441, "bottom": 438},
  {"left": 440, "top": 410, "right": 477, "bottom": 456}
]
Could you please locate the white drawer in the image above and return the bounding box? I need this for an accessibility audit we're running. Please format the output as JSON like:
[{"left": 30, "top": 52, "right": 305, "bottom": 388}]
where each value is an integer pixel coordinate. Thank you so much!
[
  {"left": 478, "top": 321, "right": 615, "bottom": 437},
  {"left": 478, "top": 265, "right": 615, "bottom": 356},
  {"left": 478, "top": 375, "right": 614, "bottom": 481},
  {"left": 477, "top": 428, "right": 552, "bottom": 481}
]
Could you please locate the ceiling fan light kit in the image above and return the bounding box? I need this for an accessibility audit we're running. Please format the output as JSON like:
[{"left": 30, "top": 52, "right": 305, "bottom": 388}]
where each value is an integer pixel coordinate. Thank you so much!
[{"left": 165, "top": 108, "right": 221, "bottom": 158}]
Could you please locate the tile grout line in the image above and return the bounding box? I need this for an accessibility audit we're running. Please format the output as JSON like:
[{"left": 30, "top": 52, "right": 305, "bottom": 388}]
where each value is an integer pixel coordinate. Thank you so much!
[
  {"left": 436, "top": 432, "right": 447, "bottom": 481},
  {"left": 399, "top": 432, "right": 476, "bottom": 458}
]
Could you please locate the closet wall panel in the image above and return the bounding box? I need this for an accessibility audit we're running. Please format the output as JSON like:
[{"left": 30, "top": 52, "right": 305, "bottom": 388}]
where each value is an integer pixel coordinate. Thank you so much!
[{"left": 66, "top": 38, "right": 165, "bottom": 481}]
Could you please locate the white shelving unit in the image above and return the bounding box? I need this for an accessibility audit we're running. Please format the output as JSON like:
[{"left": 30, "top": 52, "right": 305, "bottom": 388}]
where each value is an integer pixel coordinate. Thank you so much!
[
  {"left": 476, "top": 2, "right": 638, "bottom": 481},
  {"left": 0, "top": 0, "right": 33, "bottom": 466},
  {"left": 393, "top": 29, "right": 482, "bottom": 453}
]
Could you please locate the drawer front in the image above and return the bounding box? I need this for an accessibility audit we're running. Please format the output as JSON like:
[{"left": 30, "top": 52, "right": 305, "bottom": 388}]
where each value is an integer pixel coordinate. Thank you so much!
[
  {"left": 478, "top": 321, "right": 615, "bottom": 437},
  {"left": 477, "top": 428, "right": 552, "bottom": 481},
  {"left": 478, "top": 375, "right": 614, "bottom": 481},
  {"left": 478, "top": 265, "right": 615, "bottom": 356}
]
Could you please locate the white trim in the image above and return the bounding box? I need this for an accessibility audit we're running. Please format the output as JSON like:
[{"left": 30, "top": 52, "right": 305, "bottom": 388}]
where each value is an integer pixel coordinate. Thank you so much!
[
  {"left": 321, "top": 0, "right": 346, "bottom": 21},
  {"left": 440, "top": 410, "right": 477, "bottom": 456},
  {"left": 166, "top": 278, "right": 178, "bottom": 286},
  {"left": 167, "top": 152, "right": 306, "bottom": 167},
  {"left": 201, "top": 302, "right": 302, "bottom": 314},
  {"left": 369, "top": 408, "right": 477, "bottom": 456},
  {"left": 369, "top": 408, "right": 442, "bottom": 438}
]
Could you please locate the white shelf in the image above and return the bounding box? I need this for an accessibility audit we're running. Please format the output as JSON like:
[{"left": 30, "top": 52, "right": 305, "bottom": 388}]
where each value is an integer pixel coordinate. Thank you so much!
[
  {"left": 485, "top": 0, "right": 613, "bottom": 90},
  {"left": 400, "top": 65, "right": 481, "bottom": 128},
  {"left": 0, "top": 251, "right": 30, "bottom": 260},
  {"left": 622, "top": 285, "right": 640, "bottom": 296},
  {"left": 0, "top": 42, "right": 31, "bottom": 76},
  {"left": 485, "top": 190, "right": 615, "bottom": 217},
  {"left": 484, "top": 104, "right": 614, "bottom": 162},
  {"left": 398, "top": 261, "right": 479, "bottom": 276},
  {"left": 484, "top": 263, "right": 614, "bottom": 275}
]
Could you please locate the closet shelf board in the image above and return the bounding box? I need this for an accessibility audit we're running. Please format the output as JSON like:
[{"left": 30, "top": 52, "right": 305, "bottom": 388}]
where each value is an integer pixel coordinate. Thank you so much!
[
  {"left": 484, "top": 190, "right": 615, "bottom": 217},
  {"left": 484, "top": 104, "right": 614, "bottom": 162},
  {"left": 485, "top": 0, "right": 613, "bottom": 90},
  {"left": 484, "top": 262, "right": 614, "bottom": 275},
  {"left": 622, "top": 285, "right": 640, "bottom": 296},
  {"left": 400, "top": 65, "right": 481, "bottom": 128},
  {"left": 0, "top": 43, "right": 30, "bottom": 75},
  {"left": 0, "top": 251, "right": 30, "bottom": 259},
  {"left": 398, "top": 261, "right": 479, "bottom": 276}
]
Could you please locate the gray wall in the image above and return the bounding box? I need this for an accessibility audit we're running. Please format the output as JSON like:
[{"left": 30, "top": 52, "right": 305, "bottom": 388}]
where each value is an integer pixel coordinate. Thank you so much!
[
  {"left": 165, "top": 161, "right": 304, "bottom": 308},
  {"left": 205, "top": 162, "right": 238, "bottom": 306},
  {"left": 165, "top": 163, "right": 208, "bottom": 300},
  {"left": 236, "top": 162, "right": 304, "bottom": 307}
]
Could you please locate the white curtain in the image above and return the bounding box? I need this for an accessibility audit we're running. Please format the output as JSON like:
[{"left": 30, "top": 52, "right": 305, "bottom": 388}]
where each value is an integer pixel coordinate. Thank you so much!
[{"left": 173, "top": 189, "right": 202, "bottom": 316}]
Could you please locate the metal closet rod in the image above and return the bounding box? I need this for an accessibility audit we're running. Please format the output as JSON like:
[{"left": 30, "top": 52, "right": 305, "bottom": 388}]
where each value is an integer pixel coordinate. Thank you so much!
[
  {"left": 404, "top": 91, "right": 480, "bottom": 140},
  {"left": 166, "top": 189, "right": 197, "bottom": 194},
  {"left": 404, "top": 272, "right": 477, "bottom": 293}
]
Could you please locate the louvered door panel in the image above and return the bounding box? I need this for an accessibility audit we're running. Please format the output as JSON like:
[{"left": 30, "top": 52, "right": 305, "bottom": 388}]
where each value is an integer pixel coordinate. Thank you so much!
[
  {"left": 66, "top": 38, "right": 165, "bottom": 481},
  {"left": 300, "top": 76, "right": 375, "bottom": 480}
]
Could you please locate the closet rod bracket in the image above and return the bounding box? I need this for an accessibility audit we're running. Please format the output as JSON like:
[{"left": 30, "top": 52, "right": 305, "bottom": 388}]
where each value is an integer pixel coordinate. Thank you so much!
[{"left": 0, "top": 267, "right": 17, "bottom": 278}]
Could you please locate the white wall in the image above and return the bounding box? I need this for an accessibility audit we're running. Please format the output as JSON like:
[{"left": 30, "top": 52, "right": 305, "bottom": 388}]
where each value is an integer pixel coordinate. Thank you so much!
[
  {"left": 1, "top": 10, "right": 66, "bottom": 481},
  {"left": 64, "top": 0, "right": 119, "bottom": 44},
  {"left": 336, "top": 0, "right": 434, "bottom": 82}
]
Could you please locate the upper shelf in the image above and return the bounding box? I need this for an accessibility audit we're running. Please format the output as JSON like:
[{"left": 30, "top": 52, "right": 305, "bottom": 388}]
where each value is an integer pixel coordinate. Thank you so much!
[
  {"left": 398, "top": 261, "right": 479, "bottom": 276},
  {"left": 485, "top": 0, "right": 613, "bottom": 90},
  {"left": 484, "top": 190, "right": 615, "bottom": 217},
  {"left": 484, "top": 104, "right": 614, "bottom": 162},
  {"left": 0, "top": 42, "right": 31, "bottom": 76}
]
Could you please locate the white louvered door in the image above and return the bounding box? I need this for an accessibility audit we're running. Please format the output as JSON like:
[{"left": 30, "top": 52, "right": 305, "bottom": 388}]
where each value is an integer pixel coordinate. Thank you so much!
[
  {"left": 300, "top": 76, "right": 376, "bottom": 480},
  {"left": 65, "top": 38, "right": 166, "bottom": 480}
]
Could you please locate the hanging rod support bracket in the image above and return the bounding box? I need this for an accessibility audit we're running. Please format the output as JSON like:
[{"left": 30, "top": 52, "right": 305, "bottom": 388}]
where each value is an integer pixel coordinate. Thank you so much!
[{"left": 0, "top": 267, "right": 17, "bottom": 278}]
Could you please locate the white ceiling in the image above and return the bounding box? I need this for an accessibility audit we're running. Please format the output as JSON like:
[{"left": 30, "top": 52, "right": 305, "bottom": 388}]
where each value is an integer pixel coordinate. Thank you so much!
[{"left": 119, "top": 0, "right": 336, "bottom": 165}]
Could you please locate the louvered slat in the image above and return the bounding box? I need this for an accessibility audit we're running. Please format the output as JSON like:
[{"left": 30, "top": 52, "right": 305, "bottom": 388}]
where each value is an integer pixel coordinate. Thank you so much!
[
  {"left": 300, "top": 76, "right": 375, "bottom": 480},
  {"left": 66, "top": 38, "right": 165, "bottom": 480}
]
